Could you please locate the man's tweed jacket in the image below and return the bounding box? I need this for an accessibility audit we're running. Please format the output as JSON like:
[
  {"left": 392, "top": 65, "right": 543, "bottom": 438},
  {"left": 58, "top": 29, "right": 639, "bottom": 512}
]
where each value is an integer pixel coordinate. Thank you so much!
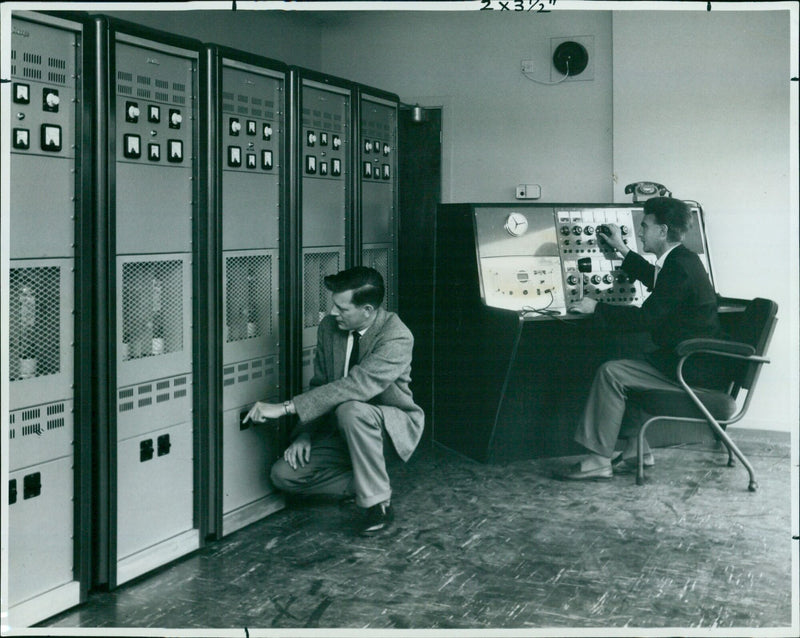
[{"left": 291, "top": 307, "right": 425, "bottom": 461}]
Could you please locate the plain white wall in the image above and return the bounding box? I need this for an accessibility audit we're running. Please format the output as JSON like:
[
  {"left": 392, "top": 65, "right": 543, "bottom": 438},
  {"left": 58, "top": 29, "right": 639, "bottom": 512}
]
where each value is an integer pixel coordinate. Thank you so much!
[
  {"left": 319, "top": 10, "right": 615, "bottom": 203},
  {"left": 612, "top": 8, "right": 797, "bottom": 431}
]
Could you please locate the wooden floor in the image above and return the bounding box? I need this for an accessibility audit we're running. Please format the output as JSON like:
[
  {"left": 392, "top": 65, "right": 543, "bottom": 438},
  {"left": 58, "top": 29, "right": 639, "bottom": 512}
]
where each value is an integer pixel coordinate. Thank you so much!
[{"left": 41, "top": 427, "right": 795, "bottom": 635}]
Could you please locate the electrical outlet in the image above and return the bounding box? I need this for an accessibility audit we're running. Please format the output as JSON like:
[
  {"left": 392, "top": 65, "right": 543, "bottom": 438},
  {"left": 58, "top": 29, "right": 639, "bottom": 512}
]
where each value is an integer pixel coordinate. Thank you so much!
[
  {"left": 550, "top": 36, "right": 594, "bottom": 82},
  {"left": 516, "top": 184, "right": 541, "bottom": 200}
]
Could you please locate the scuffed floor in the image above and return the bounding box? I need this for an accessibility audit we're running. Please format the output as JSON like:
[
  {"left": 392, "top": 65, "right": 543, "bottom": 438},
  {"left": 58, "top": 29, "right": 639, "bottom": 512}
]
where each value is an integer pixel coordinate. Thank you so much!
[{"left": 41, "top": 428, "right": 794, "bottom": 633}]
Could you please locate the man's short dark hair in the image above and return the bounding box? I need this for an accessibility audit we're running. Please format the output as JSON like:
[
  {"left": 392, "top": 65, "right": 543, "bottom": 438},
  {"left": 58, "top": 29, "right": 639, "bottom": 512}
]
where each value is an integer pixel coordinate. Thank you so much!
[
  {"left": 643, "top": 196, "right": 691, "bottom": 242},
  {"left": 324, "top": 266, "right": 385, "bottom": 308}
]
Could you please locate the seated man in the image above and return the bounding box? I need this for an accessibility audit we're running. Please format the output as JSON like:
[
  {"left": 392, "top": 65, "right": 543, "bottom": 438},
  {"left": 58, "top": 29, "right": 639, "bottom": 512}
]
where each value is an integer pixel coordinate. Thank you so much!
[
  {"left": 245, "top": 266, "right": 424, "bottom": 535},
  {"left": 559, "top": 196, "right": 721, "bottom": 480}
]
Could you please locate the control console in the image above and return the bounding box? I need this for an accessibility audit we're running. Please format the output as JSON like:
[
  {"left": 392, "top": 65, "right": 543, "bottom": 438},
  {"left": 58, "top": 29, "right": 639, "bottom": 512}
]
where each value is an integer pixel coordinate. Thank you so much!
[{"left": 555, "top": 208, "right": 644, "bottom": 308}]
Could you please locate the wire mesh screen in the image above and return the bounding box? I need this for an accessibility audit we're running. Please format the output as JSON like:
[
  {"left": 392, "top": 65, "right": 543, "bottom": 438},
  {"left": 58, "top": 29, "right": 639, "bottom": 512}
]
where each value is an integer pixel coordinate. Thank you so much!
[
  {"left": 9, "top": 266, "right": 62, "bottom": 381},
  {"left": 363, "top": 247, "right": 389, "bottom": 287},
  {"left": 225, "top": 254, "right": 273, "bottom": 342},
  {"left": 303, "top": 252, "right": 341, "bottom": 329},
  {"left": 121, "top": 260, "right": 183, "bottom": 360}
]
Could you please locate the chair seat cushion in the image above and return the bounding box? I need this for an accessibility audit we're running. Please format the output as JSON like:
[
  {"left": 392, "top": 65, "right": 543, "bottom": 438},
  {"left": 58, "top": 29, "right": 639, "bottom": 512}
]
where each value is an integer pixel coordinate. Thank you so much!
[{"left": 632, "top": 388, "right": 737, "bottom": 421}]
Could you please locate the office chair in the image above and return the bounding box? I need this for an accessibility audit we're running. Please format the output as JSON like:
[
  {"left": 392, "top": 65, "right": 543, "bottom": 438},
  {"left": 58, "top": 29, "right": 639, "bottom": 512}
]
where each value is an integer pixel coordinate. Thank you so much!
[{"left": 630, "top": 297, "right": 778, "bottom": 491}]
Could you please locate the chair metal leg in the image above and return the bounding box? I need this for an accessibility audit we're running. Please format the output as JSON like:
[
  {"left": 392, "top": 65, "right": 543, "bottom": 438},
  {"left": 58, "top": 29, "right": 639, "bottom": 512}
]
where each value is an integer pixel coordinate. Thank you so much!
[
  {"left": 704, "top": 417, "right": 757, "bottom": 491},
  {"left": 636, "top": 422, "right": 652, "bottom": 486},
  {"left": 676, "top": 373, "right": 759, "bottom": 491}
]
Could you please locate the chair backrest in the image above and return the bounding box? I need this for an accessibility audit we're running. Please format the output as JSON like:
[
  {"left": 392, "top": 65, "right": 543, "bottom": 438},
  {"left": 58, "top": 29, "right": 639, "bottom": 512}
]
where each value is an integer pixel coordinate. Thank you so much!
[{"left": 727, "top": 297, "right": 778, "bottom": 393}]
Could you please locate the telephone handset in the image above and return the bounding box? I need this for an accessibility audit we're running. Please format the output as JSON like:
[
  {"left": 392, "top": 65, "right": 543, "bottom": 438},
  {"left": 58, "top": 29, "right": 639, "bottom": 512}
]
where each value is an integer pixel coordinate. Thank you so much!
[{"left": 624, "top": 181, "right": 671, "bottom": 202}]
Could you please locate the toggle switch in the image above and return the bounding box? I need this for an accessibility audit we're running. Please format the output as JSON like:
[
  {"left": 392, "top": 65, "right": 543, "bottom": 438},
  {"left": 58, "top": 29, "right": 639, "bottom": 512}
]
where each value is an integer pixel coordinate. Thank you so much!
[
  {"left": 246, "top": 153, "right": 257, "bottom": 169},
  {"left": 331, "top": 158, "right": 341, "bottom": 176},
  {"left": 148, "top": 143, "right": 161, "bottom": 161},
  {"left": 229, "top": 118, "right": 241, "bottom": 135},
  {"left": 9, "top": 479, "right": 17, "bottom": 505},
  {"left": 332, "top": 135, "right": 341, "bottom": 150},
  {"left": 364, "top": 140, "right": 373, "bottom": 153},
  {"left": 43, "top": 88, "right": 60, "bottom": 112},
  {"left": 240, "top": 408, "right": 251, "bottom": 431},
  {"left": 307, "top": 131, "right": 317, "bottom": 146},
  {"left": 148, "top": 105, "right": 161, "bottom": 122},
  {"left": 247, "top": 120, "right": 257, "bottom": 135},
  {"left": 320, "top": 132, "right": 329, "bottom": 146},
  {"left": 263, "top": 123, "right": 272, "bottom": 140}
]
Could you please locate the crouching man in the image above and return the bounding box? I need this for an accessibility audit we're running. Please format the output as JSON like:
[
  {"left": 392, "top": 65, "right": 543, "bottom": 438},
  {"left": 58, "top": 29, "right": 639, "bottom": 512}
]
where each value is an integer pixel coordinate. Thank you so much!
[{"left": 245, "top": 266, "right": 424, "bottom": 536}]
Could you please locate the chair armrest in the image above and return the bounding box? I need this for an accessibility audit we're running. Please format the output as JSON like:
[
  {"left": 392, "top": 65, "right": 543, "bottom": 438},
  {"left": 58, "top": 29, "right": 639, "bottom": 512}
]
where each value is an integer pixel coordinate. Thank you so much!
[{"left": 676, "top": 338, "right": 755, "bottom": 358}]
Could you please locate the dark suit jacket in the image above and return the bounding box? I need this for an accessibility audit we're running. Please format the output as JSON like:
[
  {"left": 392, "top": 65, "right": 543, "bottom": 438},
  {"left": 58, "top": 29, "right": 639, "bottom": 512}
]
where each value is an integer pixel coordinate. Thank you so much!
[
  {"left": 594, "top": 244, "right": 721, "bottom": 385},
  {"left": 291, "top": 307, "right": 425, "bottom": 462}
]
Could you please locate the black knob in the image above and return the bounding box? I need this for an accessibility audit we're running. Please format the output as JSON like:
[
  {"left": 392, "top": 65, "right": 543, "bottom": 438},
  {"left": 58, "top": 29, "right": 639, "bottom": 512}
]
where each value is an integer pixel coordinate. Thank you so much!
[
  {"left": 603, "top": 274, "right": 613, "bottom": 284},
  {"left": 591, "top": 275, "right": 601, "bottom": 285},
  {"left": 584, "top": 226, "right": 594, "bottom": 235},
  {"left": 620, "top": 225, "right": 629, "bottom": 235},
  {"left": 572, "top": 225, "right": 583, "bottom": 236},
  {"left": 566, "top": 275, "right": 579, "bottom": 286},
  {"left": 560, "top": 226, "right": 571, "bottom": 236}
]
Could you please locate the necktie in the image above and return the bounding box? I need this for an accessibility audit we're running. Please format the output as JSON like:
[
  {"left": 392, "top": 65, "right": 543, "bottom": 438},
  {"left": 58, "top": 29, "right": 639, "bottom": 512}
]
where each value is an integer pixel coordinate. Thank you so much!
[
  {"left": 347, "top": 331, "right": 360, "bottom": 374},
  {"left": 653, "top": 264, "right": 661, "bottom": 287}
]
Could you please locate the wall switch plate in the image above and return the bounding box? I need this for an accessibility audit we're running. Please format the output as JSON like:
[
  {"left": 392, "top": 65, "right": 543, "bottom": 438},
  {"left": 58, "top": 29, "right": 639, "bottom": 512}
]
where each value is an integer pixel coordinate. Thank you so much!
[{"left": 516, "top": 184, "right": 541, "bottom": 199}]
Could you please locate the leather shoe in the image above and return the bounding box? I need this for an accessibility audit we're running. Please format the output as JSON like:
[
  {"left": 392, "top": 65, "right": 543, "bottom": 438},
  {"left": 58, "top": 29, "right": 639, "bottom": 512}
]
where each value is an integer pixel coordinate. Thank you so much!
[
  {"left": 360, "top": 502, "right": 394, "bottom": 536},
  {"left": 555, "top": 462, "right": 613, "bottom": 481}
]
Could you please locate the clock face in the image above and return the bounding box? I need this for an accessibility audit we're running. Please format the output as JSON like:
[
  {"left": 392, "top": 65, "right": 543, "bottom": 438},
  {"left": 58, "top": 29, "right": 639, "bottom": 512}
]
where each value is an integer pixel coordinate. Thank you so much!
[{"left": 504, "top": 212, "right": 529, "bottom": 237}]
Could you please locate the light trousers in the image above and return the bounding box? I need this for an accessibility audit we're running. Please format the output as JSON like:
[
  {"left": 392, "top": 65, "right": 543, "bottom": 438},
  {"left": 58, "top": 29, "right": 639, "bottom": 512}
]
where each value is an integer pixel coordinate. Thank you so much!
[
  {"left": 575, "top": 358, "right": 682, "bottom": 457},
  {"left": 270, "top": 400, "right": 395, "bottom": 508}
]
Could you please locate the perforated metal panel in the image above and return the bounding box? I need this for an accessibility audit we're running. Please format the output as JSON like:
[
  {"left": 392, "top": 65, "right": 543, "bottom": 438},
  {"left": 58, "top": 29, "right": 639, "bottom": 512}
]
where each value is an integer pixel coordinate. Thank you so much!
[
  {"left": 303, "top": 250, "right": 342, "bottom": 330},
  {"left": 120, "top": 260, "right": 184, "bottom": 360},
  {"left": 362, "top": 244, "right": 394, "bottom": 310},
  {"left": 9, "top": 267, "right": 61, "bottom": 380},
  {"left": 225, "top": 254, "right": 273, "bottom": 342}
]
